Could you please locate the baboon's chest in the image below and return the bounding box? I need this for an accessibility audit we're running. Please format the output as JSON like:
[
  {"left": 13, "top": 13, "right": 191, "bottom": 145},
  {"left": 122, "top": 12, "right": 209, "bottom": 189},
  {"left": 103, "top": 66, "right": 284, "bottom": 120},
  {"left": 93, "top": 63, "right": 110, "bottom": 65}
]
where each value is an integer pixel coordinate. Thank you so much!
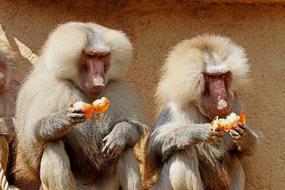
[
  {"left": 64, "top": 112, "right": 120, "bottom": 175},
  {"left": 62, "top": 90, "right": 127, "bottom": 175}
]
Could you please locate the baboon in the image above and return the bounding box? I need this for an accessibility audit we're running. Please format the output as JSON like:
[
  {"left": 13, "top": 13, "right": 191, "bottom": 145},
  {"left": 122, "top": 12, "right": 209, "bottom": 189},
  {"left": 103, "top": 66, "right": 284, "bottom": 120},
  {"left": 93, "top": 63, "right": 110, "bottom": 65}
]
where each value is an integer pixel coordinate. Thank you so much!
[
  {"left": 14, "top": 22, "right": 148, "bottom": 190},
  {"left": 146, "top": 34, "right": 259, "bottom": 190},
  {"left": 0, "top": 45, "right": 18, "bottom": 173}
]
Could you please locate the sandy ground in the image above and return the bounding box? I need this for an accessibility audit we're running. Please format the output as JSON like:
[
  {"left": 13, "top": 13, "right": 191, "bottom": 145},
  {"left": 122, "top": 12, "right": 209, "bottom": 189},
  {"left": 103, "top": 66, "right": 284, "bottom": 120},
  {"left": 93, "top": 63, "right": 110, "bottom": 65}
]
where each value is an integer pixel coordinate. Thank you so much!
[{"left": 0, "top": 0, "right": 285, "bottom": 189}]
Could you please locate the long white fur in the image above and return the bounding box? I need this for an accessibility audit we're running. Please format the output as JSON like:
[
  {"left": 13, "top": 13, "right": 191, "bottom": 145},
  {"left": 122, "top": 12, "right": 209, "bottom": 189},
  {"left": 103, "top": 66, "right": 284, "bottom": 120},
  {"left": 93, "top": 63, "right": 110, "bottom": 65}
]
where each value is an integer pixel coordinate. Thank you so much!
[
  {"left": 41, "top": 22, "right": 133, "bottom": 81},
  {"left": 149, "top": 34, "right": 254, "bottom": 190},
  {"left": 156, "top": 34, "right": 249, "bottom": 108},
  {"left": 14, "top": 22, "right": 141, "bottom": 190}
]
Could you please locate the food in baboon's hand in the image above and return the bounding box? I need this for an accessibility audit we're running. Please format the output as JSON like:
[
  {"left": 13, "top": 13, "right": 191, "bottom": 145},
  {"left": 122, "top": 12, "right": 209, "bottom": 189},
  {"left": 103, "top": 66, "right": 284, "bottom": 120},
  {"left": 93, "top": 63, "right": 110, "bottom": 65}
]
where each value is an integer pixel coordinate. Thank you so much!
[
  {"left": 72, "top": 101, "right": 94, "bottom": 119},
  {"left": 70, "top": 97, "right": 110, "bottom": 119},
  {"left": 92, "top": 97, "right": 110, "bottom": 113},
  {"left": 211, "top": 112, "right": 246, "bottom": 132},
  {"left": 239, "top": 111, "right": 246, "bottom": 126}
]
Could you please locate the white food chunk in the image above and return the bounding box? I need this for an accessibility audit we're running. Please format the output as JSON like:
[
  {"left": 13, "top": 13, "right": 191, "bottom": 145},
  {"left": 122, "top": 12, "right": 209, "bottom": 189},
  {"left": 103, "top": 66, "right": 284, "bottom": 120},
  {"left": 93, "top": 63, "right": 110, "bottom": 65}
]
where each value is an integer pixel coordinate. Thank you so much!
[
  {"left": 226, "top": 112, "right": 240, "bottom": 124},
  {"left": 73, "top": 101, "right": 88, "bottom": 109},
  {"left": 211, "top": 112, "right": 240, "bottom": 130},
  {"left": 93, "top": 99, "right": 103, "bottom": 105}
]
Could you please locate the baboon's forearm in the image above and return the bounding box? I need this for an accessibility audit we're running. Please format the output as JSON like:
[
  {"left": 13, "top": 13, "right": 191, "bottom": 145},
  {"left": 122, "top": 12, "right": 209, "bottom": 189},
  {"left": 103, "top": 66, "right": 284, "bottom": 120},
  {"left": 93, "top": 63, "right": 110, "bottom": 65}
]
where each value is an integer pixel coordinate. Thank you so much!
[
  {"left": 35, "top": 112, "right": 73, "bottom": 141},
  {"left": 114, "top": 120, "right": 149, "bottom": 146},
  {"left": 149, "top": 123, "right": 212, "bottom": 161}
]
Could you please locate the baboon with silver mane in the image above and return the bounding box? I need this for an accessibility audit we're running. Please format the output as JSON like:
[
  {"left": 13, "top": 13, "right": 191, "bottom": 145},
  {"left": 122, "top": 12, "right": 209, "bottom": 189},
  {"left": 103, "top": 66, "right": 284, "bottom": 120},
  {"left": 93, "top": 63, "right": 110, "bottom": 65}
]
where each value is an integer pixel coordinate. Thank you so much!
[
  {"left": 146, "top": 34, "right": 259, "bottom": 190},
  {"left": 13, "top": 22, "right": 148, "bottom": 190}
]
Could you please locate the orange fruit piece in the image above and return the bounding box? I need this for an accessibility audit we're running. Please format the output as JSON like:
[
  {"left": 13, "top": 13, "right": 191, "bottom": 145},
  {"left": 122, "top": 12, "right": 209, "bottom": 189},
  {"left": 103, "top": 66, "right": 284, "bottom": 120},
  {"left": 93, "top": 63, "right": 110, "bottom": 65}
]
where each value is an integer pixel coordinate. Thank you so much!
[
  {"left": 81, "top": 104, "right": 94, "bottom": 119},
  {"left": 226, "top": 111, "right": 246, "bottom": 131},
  {"left": 240, "top": 111, "right": 246, "bottom": 125},
  {"left": 70, "top": 97, "right": 110, "bottom": 119},
  {"left": 72, "top": 102, "right": 93, "bottom": 119},
  {"left": 211, "top": 112, "right": 247, "bottom": 132},
  {"left": 92, "top": 97, "right": 110, "bottom": 114}
]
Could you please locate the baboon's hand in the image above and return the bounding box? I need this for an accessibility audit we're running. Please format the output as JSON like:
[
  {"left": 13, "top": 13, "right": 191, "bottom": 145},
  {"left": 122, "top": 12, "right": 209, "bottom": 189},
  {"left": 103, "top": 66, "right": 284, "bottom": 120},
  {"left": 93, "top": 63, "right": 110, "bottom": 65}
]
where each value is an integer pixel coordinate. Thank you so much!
[
  {"left": 229, "top": 124, "right": 252, "bottom": 148},
  {"left": 102, "top": 126, "right": 127, "bottom": 159},
  {"left": 229, "top": 123, "right": 246, "bottom": 139},
  {"left": 66, "top": 107, "right": 86, "bottom": 125},
  {"left": 209, "top": 126, "right": 225, "bottom": 144}
]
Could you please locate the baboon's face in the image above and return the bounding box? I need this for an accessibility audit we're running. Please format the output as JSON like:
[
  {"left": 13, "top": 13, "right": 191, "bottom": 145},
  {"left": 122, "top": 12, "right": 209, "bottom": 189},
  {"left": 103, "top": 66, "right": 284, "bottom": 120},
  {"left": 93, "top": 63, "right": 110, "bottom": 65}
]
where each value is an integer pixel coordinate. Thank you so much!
[
  {"left": 201, "top": 71, "right": 235, "bottom": 120},
  {"left": 78, "top": 49, "right": 110, "bottom": 98}
]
